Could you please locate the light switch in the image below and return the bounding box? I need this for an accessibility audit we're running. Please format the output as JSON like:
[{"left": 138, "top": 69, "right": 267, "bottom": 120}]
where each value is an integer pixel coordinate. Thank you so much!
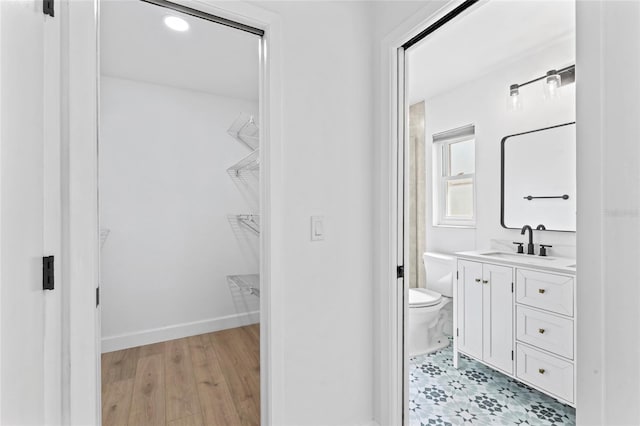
[{"left": 311, "top": 216, "right": 324, "bottom": 241}]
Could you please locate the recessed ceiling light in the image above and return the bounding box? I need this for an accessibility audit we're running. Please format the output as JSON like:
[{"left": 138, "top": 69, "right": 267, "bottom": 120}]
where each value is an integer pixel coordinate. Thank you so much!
[{"left": 164, "top": 16, "right": 189, "bottom": 32}]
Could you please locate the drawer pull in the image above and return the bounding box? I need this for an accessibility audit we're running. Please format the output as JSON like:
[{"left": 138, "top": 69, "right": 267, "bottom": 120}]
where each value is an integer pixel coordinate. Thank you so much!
[
  {"left": 538, "top": 328, "right": 545, "bottom": 334},
  {"left": 538, "top": 368, "right": 545, "bottom": 374},
  {"left": 475, "top": 278, "right": 481, "bottom": 283},
  {"left": 482, "top": 280, "right": 489, "bottom": 284},
  {"left": 538, "top": 288, "right": 546, "bottom": 294}
]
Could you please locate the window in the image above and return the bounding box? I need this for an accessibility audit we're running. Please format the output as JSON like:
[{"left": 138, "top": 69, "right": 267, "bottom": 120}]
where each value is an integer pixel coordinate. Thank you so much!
[{"left": 433, "top": 125, "right": 475, "bottom": 227}]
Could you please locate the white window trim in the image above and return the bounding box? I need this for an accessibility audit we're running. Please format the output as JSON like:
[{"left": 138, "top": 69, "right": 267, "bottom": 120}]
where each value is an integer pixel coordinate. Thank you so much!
[{"left": 434, "top": 135, "right": 476, "bottom": 228}]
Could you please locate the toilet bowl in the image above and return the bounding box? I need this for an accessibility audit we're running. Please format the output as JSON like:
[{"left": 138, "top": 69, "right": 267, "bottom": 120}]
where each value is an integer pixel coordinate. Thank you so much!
[{"left": 408, "top": 252, "right": 455, "bottom": 357}]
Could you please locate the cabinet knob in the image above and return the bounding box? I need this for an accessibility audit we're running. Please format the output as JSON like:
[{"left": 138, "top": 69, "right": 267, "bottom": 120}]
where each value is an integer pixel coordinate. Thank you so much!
[
  {"left": 475, "top": 278, "right": 481, "bottom": 283},
  {"left": 538, "top": 368, "right": 545, "bottom": 374},
  {"left": 538, "top": 328, "right": 545, "bottom": 334},
  {"left": 482, "top": 280, "right": 489, "bottom": 284},
  {"left": 538, "top": 289, "right": 546, "bottom": 294}
]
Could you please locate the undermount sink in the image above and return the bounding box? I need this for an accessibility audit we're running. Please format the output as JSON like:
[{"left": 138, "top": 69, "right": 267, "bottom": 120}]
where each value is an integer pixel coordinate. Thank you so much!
[{"left": 478, "top": 251, "right": 556, "bottom": 261}]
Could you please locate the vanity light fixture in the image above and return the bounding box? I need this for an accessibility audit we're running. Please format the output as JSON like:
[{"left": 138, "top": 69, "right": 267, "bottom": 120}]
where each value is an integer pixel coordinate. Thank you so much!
[
  {"left": 164, "top": 15, "right": 190, "bottom": 32},
  {"left": 507, "top": 65, "right": 575, "bottom": 111}
]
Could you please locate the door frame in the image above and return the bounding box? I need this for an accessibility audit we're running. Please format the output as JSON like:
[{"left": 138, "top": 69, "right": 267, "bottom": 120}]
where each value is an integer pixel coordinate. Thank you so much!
[
  {"left": 62, "top": 1, "right": 283, "bottom": 424},
  {"left": 375, "top": 2, "right": 482, "bottom": 423},
  {"left": 376, "top": 0, "right": 604, "bottom": 425},
  {"left": 0, "top": 2, "right": 62, "bottom": 423}
]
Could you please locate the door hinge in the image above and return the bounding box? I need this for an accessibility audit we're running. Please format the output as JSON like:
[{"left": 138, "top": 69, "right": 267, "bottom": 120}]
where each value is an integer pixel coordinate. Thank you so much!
[
  {"left": 456, "top": 328, "right": 459, "bottom": 337},
  {"left": 511, "top": 282, "right": 514, "bottom": 293},
  {"left": 43, "top": 0, "right": 54, "bottom": 17},
  {"left": 397, "top": 265, "right": 404, "bottom": 279},
  {"left": 511, "top": 350, "right": 514, "bottom": 360},
  {"left": 96, "top": 286, "right": 100, "bottom": 307},
  {"left": 456, "top": 270, "right": 459, "bottom": 280},
  {"left": 43, "top": 256, "right": 54, "bottom": 291}
]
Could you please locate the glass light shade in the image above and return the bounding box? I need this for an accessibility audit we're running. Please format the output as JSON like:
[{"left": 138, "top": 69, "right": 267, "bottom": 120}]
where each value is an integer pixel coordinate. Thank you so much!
[
  {"left": 543, "top": 70, "right": 561, "bottom": 99},
  {"left": 507, "top": 84, "right": 523, "bottom": 111}
]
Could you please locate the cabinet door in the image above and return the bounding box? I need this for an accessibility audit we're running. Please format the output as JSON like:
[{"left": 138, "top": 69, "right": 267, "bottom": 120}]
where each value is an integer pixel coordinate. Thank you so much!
[
  {"left": 457, "top": 260, "right": 483, "bottom": 359},
  {"left": 482, "top": 263, "right": 514, "bottom": 374}
]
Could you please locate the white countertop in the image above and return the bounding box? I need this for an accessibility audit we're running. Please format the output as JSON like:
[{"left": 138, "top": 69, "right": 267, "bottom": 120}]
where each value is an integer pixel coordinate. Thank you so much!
[{"left": 455, "top": 250, "right": 576, "bottom": 275}]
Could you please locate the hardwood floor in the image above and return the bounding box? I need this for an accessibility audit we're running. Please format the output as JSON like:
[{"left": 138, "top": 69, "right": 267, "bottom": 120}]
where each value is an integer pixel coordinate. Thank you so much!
[{"left": 102, "top": 325, "right": 260, "bottom": 426}]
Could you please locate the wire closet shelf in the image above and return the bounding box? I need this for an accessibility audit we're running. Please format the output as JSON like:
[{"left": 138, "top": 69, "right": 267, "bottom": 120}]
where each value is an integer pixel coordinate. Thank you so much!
[
  {"left": 226, "top": 112, "right": 260, "bottom": 299},
  {"left": 227, "top": 112, "right": 259, "bottom": 151},
  {"left": 233, "top": 214, "right": 260, "bottom": 235},
  {"left": 227, "top": 274, "right": 260, "bottom": 297},
  {"left": 227, "top": 149, "right": 259, "bottom": 177}
]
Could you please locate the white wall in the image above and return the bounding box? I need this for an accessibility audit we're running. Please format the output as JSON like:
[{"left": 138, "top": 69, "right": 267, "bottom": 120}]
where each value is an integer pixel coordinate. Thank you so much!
[
  {"left": 417, "top": 37, "right": 576, "bottom": 257},
  {"left": 247, "top": 2, "right": 375, "bottom": 425},
  {"left": 577, "top": 1, "right": 640, "bottom": 424},
  {"left": 100, "top": 76, "right": 259, "bottom": 351}
]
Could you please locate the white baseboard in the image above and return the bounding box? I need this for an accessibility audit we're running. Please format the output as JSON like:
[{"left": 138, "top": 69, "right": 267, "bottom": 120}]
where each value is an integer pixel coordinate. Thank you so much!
[{"left": 101, "top": 311, "right": 259, "bottom": 353}]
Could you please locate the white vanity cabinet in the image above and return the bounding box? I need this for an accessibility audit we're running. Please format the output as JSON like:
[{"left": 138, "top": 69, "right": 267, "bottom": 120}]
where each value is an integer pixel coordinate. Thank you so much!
[
  {"left": 456, "top": 260, "right": 514, "bottom": 375},
  {"left": 454, "top": 252, "right": 576, "bottom": 407}
]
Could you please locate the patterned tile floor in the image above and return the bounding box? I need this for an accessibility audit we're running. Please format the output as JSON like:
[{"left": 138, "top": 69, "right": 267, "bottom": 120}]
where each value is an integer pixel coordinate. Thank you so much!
[{"left": 409, "top": 344, "right": 576, "bottom": 425}]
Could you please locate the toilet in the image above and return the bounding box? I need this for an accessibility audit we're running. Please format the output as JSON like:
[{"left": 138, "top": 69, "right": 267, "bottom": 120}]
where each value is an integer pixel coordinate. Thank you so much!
[{"left": 408, "top": 252, "right": 455, "bottom": 357}]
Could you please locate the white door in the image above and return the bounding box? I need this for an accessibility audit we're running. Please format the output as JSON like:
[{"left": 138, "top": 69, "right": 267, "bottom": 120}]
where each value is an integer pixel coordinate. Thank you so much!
[
  {"left": 0, "top": 1, "right": 62, "bottom": 424},
  {"left": 482, "top": 263, "right": 513, "bottom": 374},
  {"left": 457, "top": 260, "right": 483, "bottom": 359}
]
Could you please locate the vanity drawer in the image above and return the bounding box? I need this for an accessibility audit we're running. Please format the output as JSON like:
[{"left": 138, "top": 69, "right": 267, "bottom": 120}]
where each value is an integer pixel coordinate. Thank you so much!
[
  {"left": 516, "top": 269, "right": 574, "bottom": 316},
  {"left": 516, "top": 306, "right": 574, "bottom": 359},
  {"left": 516, "top": 343, "right": 574, "bottom": 404}
]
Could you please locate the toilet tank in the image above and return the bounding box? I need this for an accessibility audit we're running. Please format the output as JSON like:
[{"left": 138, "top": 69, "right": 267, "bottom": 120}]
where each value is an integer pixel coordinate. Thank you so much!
[{"left": 423, "top": 252, "right": 455, "bottom": 297}]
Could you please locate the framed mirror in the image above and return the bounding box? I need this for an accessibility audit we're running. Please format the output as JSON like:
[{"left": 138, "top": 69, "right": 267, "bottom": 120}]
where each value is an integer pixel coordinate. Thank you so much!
[{"left": 501, "top": 122, "right": 576, "bottom": 232}]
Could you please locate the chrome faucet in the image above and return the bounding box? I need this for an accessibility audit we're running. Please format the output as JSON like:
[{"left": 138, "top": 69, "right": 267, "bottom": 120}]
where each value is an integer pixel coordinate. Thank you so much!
[{"left": 520, "top": 225, "right": 535, "bottom": 255}]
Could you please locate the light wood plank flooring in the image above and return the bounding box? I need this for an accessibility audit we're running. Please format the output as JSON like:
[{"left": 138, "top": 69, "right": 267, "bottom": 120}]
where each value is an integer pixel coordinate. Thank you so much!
[{"left": 102, "top": 325, "right": 260, "bottom": 426}]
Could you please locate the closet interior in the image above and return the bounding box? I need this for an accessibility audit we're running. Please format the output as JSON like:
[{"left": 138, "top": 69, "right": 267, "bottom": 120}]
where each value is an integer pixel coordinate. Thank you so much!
[{"left": 98, "top": 1, "right": 261, "bottom": 424}]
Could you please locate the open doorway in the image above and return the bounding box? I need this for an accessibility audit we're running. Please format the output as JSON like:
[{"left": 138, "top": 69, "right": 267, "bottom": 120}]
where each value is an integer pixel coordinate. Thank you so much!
[
  {"left": 99, "top": 1, "right": 262, "bottom": 424},
  {"left": 401, "top": 1, "right": 577, "bottom": 424}
]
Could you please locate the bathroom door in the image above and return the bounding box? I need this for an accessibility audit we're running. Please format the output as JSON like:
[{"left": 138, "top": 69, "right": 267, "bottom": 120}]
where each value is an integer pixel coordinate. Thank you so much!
[{"left": 0, "top": 1, "right": 62, "bottom": 423}]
